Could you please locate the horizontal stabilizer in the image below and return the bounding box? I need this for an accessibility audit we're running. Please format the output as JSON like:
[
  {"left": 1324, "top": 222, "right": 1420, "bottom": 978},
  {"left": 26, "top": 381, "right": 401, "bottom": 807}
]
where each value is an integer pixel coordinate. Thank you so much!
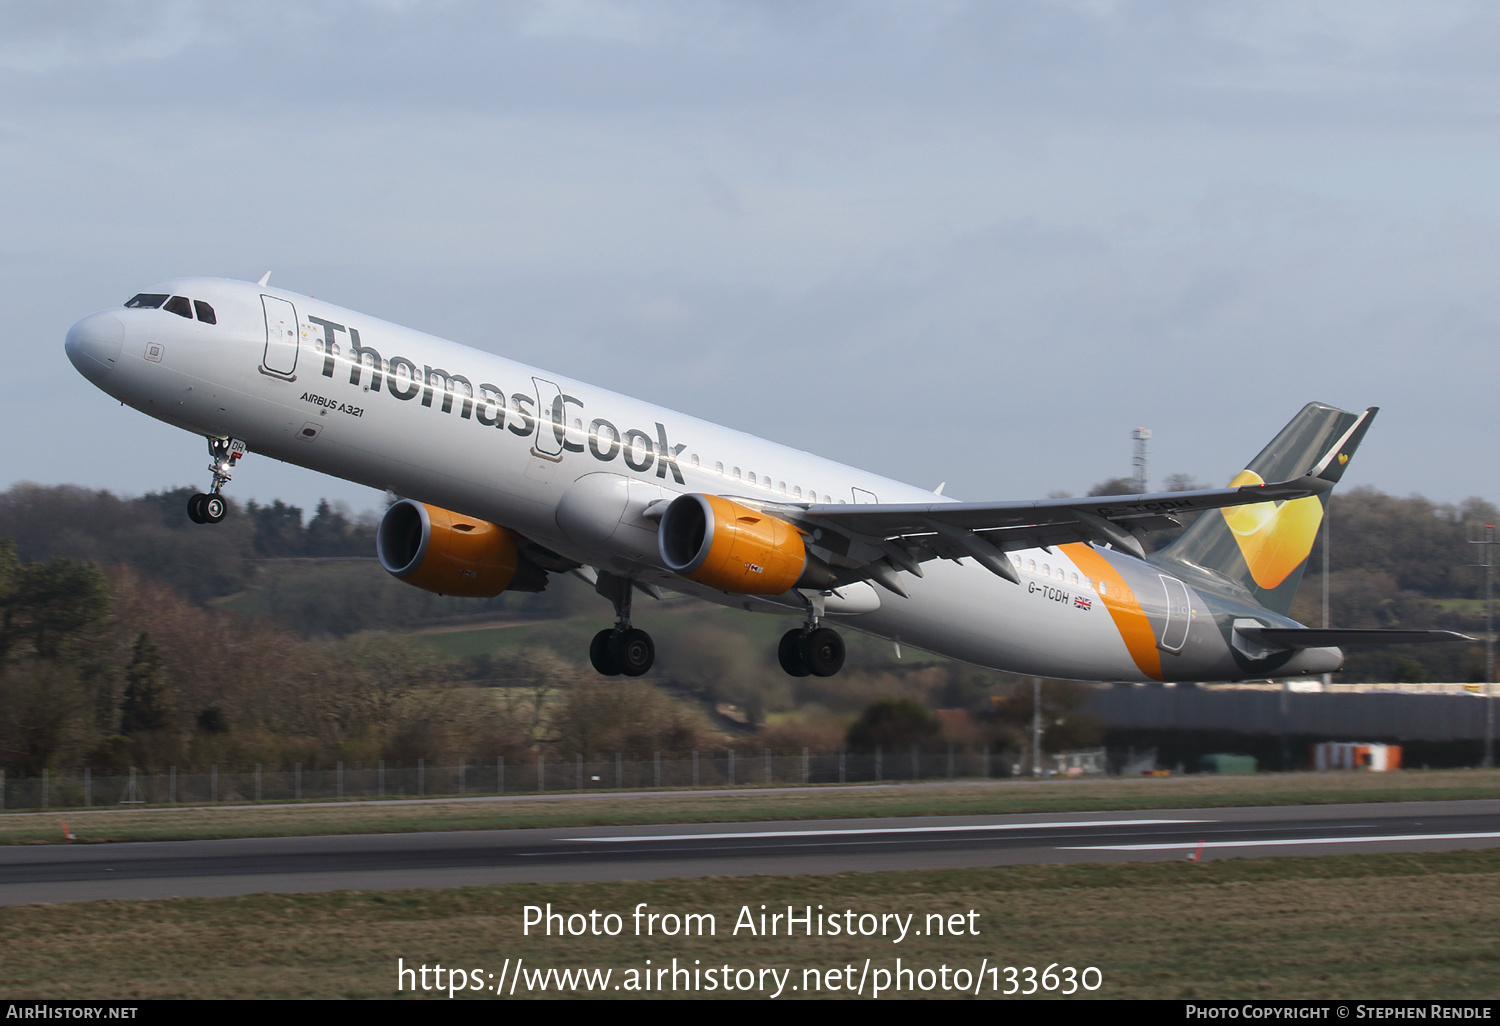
[{"left": 1234, "top": 626, "right": 1473, "bottom": 650}]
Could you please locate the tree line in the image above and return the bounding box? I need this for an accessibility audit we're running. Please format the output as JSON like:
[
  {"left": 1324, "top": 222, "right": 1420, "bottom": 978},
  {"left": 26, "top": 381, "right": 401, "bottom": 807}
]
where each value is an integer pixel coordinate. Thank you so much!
[
  {"left": 0, "top": 484, "right": 583, "bottom": 630},
  {"left": 0, "top": 544, "right": 1059, "bottom": 777},
  {"left": 3, "top": 480, "right": 1489, "bottom": 630},
  {"left": 0, "top": 478, "right": 1491, "bottom": 776},
  {"left": 0, "top": 557, "right": 1073, "bottom": 779}
]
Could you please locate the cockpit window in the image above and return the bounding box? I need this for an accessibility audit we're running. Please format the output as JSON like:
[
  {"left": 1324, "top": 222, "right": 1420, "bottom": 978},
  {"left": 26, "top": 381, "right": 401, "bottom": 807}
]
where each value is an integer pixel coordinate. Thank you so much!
[
  {"left": 163, "top": 296, "right": 193, "bottom": 319},
  {"left": 124, "top": 294, "right": 168, "bottom": 309},
  {"left": 193, "top": 300, "right": 216, "bottom": 324}
]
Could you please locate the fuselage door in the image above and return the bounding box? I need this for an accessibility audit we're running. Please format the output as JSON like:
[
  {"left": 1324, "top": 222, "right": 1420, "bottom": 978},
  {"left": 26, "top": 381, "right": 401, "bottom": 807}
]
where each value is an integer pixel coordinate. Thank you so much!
[
  {"left": 852, "top": 487, "right": 879, "bottom": 504},
  {"left": 532, "top": 377, "right": 564, "bottom": 459},
  {"left": 1158, "top": 574, "right": 1191, "bottom": 653},
  {"left": 261, "top": 296, "right": 299, "bottom": 379}
]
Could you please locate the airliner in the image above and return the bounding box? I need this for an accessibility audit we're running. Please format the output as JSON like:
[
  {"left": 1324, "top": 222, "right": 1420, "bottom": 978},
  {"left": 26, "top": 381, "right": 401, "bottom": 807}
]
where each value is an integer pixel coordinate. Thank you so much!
[{"left": 63, "top": 277, "right": 1462, "bottom": 681}]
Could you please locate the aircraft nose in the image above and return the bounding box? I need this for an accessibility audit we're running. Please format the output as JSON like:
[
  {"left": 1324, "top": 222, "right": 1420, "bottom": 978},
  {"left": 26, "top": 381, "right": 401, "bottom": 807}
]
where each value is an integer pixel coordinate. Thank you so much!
[{"left": 65, "top": 311, "right": 125, "bottom": 385}]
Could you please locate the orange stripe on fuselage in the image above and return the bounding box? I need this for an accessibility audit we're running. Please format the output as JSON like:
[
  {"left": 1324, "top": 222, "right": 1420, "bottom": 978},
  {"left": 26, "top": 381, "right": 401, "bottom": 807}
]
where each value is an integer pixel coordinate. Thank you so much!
[{"left": 1061, "top": 542, "right": 1163, "bottom": 681}]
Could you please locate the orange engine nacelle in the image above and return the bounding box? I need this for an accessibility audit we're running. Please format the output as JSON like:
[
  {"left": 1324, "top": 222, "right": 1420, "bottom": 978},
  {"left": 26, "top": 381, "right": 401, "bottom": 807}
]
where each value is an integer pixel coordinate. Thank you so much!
[
  {"left": 377, "top": 499, "right": 520, "bottom": 597},
  {"left": 657, "top": 493, "right": 829, "bottom": 595}
]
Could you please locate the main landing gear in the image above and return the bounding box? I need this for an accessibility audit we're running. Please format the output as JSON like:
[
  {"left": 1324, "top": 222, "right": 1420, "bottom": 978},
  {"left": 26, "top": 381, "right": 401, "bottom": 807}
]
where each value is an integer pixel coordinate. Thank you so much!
[
  {"left": 777, "top": 592, "right": 845, "bottom": 678},
  {"left": 186, "top": 436, "right": 243, "bottom": 525},
  {"left": 589, "top": 571, "right": 656, "bottom": 677},
  {"left": 583, "top": 574, "right": 844, "bottom": 679}
]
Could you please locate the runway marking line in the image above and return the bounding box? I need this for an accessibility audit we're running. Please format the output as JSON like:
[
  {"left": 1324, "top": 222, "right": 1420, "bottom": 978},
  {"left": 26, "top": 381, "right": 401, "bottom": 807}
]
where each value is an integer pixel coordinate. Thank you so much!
[
  {"left": 1063, "top": 830, "right": 1500, "bottom": 851},
  {"left": 563, "top": 818, "right": 1213, "bottom": 843}
]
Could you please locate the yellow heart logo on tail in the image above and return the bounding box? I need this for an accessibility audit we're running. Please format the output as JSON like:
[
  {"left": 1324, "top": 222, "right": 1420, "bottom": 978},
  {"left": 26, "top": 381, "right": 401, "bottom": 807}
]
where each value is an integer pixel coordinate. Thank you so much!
[{"left": 1222, "top": 469, "right": 1325, "bottom": 589}]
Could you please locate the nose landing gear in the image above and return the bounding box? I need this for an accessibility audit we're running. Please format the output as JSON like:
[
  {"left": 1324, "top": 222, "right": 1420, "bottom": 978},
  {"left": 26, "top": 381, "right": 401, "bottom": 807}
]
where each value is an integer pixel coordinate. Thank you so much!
[
  {"left": 588, "top": 571, "right": 656, "bottom": 677},
  {"left": 186, "top": 436, "right": 244, "bottom": 525}
]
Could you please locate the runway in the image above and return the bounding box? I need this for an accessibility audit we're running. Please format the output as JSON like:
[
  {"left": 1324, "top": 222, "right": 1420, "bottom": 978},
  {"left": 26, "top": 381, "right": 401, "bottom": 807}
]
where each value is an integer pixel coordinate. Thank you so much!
[{"left": 2, "top": 799, "right": 1497, "bottom": 905}]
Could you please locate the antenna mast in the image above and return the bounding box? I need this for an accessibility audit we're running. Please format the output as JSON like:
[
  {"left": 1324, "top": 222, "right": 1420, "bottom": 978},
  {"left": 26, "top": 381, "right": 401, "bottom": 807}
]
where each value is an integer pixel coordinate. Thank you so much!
[{"left": 1132, "top": 427, "right": 1151, "bottom": 493}]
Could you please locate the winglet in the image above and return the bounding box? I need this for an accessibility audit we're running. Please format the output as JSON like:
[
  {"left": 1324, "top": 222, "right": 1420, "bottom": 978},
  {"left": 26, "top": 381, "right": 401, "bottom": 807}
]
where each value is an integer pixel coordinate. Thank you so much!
[{"left": 1307, "top": 407, "right": 1378, "bottom": 484}]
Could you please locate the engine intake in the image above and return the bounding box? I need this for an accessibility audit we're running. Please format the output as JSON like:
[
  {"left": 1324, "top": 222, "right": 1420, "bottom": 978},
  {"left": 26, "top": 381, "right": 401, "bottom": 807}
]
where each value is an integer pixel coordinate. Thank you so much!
[
  {"left": 657, "top": 493, "right": 829, "bottom": 594},
  {"left": 377, "top": 499, "right": 523, "bottom": 597}
]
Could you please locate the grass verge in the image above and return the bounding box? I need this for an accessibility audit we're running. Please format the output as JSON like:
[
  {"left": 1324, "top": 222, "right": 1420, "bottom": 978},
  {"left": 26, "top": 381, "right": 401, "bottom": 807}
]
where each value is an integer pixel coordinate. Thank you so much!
[
  {"left": 4, "top": 848, "right": 1499, "bottom": 999},
  {"left": 3, "top": 769, "right": 1498, "bottom": 845}
]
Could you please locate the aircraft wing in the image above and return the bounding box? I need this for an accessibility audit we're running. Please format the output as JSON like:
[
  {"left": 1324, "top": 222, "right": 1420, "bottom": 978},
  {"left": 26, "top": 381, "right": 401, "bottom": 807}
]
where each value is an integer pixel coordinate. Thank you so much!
[{"left": 759, "top": 473, "right": 1334, "bottom": 591}]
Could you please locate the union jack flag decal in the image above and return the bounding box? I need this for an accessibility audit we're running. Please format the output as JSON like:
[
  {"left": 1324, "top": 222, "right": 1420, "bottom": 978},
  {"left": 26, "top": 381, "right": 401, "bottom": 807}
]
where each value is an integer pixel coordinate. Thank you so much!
[{"left": 1075, "top": 596, "right": 1092, "bottom": 611}]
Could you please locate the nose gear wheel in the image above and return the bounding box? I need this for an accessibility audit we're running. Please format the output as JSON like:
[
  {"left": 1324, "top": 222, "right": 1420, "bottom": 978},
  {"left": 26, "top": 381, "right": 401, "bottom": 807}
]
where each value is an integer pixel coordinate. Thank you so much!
[
  {"left": 187, "top": 492, "right": 227, "bottom": 524},
  {"left": 187, "top": 436, "right": 243, "bottom": 526}
]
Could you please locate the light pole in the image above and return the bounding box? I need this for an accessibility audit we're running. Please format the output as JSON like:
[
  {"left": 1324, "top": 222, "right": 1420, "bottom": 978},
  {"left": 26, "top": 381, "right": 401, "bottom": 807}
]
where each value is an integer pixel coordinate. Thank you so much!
[
  {"left": 1467, "top": 524, "right": 1495, "bottom": 768},
  {"left": 1321, "top": 501, "right": 1332, "bottom": 692},
  {"left": 1031, "top": 677, "right": 1043, "bottom": 777},
  {"left": 1132, "top": 428, "right": 1151, "bottom": 493}
]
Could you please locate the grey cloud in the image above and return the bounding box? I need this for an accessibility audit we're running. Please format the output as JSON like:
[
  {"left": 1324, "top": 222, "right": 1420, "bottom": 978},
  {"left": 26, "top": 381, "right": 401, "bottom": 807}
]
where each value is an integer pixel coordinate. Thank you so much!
[
  {"left": 0, "top": 0, "right": 212, "bottom": 73},
  {"left": 9, "top": 1, "right": 1500, "bottom": 516},
  {"left": 7, "top": 1, "right": 1500, "bottom": 125}
]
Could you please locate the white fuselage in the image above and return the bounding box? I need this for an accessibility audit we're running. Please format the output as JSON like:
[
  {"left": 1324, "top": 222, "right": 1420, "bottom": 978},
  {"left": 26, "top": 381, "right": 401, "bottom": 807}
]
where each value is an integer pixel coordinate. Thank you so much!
[{"left": 65, "top": 276, "right": 1333, "bottom": 683}]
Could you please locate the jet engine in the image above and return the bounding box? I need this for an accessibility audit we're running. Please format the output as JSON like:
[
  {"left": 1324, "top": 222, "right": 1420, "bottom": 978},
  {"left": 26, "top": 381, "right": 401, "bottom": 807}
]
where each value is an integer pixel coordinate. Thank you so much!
[
  {"left": 377, "top": 499, "right": 530, "bottom": 597},
  {"left": 657, "top": 493, "right": 831, "bottom": 594}
]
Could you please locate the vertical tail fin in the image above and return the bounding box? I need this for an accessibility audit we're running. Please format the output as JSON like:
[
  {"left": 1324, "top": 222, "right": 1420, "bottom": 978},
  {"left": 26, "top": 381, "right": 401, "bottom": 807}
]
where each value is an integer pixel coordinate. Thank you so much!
[{"left": 1152, "top": 403, "right": 1376, "bottom": 616}]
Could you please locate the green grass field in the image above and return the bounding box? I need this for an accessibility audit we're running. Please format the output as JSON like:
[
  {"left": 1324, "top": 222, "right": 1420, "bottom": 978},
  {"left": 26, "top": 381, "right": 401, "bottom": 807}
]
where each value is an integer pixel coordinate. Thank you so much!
[
  {"left": 410, "top": 622, "right": 543, "bottom": 659},
  {"left": 1431, "top": 598, "right": 1487, "bottom": 616},
  {"left": 403, "top": 596, "right": 891, "bottom": 663},
  {"left": 4, "top": 769, "right": 1498, "bottom": 846},
  {"left": 5, "top": 849, "right": 1499, "bottom": 999}
]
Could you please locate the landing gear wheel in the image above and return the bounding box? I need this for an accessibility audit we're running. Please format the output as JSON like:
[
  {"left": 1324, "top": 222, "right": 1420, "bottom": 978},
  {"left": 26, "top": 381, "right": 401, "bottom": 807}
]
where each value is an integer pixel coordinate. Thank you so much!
[
  {"left": 610, "top": 628, "right": 655, "bottom": 677},
  {"left": 778, "top": 629, "right": 811, "bottom": 677},
  {"left": 589, "top": 629, "right": 622, "bottom": 676},
  {"left": 189, "top": 437, "right": 244, "bottom": 527},
  {"left": 800, "top": 627, "right": 845, "bottom": 677}
]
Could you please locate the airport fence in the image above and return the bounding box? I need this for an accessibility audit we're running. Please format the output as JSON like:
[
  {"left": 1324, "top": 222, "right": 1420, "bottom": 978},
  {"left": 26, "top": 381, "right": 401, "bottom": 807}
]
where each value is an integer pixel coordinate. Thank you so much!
[{"left": 0, "top": 746, "right": 1010, "bottom": 811}]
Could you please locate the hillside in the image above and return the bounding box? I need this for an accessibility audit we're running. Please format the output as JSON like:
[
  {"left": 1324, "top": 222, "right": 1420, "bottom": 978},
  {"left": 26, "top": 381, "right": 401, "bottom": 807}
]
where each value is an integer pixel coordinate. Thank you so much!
[{"left": 0, "top": 481, "right": 1488, "bottom": 776}]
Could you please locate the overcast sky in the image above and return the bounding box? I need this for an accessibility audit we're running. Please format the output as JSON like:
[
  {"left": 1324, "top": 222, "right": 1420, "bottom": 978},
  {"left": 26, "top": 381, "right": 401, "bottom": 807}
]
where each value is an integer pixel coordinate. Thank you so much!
[{"left": 7, "top": 0, "right": 1500, "bottom": 518}]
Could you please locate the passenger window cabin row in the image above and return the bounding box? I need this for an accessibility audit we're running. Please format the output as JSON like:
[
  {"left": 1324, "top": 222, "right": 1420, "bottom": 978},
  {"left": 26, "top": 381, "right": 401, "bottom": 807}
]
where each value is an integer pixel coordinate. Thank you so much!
[
  {"left": 1016, "top": 554, "right": 1103, "bottom": 594},
  {"left": 683, "top": 453, "right": 844, "bottom": 505},
  {"left": 125, "top": 293, "right": 216, "bottom": 324}
]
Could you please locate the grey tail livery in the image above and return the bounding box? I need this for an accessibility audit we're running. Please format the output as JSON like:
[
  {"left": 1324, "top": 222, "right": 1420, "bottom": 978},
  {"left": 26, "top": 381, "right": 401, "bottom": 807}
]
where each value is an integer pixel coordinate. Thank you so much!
[{"left": 1151, "top": 402, "right": 1375, "bottom": 617}]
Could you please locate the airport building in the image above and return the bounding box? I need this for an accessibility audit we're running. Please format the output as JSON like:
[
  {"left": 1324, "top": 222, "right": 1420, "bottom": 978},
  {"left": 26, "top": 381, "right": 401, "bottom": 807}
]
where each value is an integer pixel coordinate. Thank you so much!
[{"left": 1089, "top": 681, "right": 1496, "bottom": 771}]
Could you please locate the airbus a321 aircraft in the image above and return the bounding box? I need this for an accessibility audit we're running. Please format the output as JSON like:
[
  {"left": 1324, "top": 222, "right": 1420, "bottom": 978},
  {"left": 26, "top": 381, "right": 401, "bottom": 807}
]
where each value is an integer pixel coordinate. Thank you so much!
[{"left": 64, "top": 277, "right": 1462, "bottom": 682}]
